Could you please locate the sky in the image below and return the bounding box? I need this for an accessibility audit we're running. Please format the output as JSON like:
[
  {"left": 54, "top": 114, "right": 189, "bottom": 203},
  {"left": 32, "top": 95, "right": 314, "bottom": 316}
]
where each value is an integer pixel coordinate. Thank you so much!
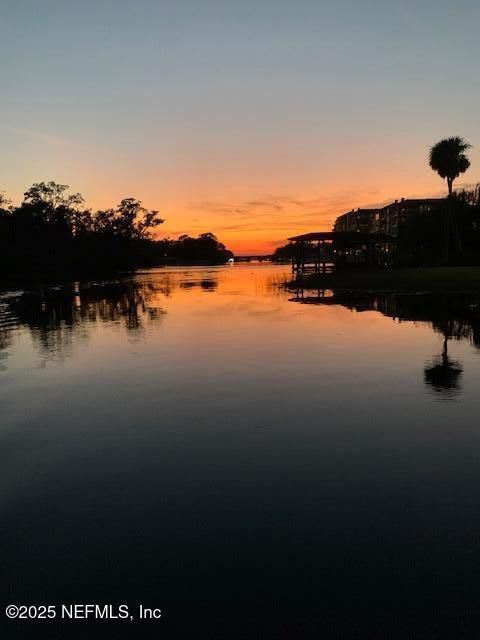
[{"left": 1, "top": 0, "right": 480, "bottom": 254}]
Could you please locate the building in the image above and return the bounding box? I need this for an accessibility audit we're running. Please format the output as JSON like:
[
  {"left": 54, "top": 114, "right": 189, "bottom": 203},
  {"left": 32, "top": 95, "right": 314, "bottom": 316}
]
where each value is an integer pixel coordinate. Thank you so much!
[
  {"left": 291, "top": 196, "right": 480, "bottom": 269},
  {"left": 334, "top": 198, "right": 447, "bottom": 237},
  {"left": 334, "top": 208, "right": 380, "bottom": 233},
  {"left": 288, "top": 231, "right": 396, "bottom": 277},
  {"left": 371, "top": 198, "right": 447, "bottom": 236}
]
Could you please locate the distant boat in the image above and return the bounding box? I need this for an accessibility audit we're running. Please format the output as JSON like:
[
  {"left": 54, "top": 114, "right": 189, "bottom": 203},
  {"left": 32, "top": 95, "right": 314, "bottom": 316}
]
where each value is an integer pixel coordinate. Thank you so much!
[{"left": 227, "top": 257, "right": 234, "bottom": 264}]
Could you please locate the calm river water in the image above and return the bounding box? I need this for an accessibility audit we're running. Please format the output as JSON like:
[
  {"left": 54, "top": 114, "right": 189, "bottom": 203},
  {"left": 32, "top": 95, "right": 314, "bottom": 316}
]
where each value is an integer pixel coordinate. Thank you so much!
[{"left": 2, "top": 264, "right": 480, "bottom": 638}]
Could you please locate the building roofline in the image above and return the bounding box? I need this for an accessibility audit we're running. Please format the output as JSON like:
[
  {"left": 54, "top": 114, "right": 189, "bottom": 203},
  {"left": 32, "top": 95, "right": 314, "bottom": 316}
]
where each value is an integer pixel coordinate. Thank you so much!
[
  {"left": 335, "top": 198, "right": 449, "bottom": 222},
  {"left": 288, "top": 231, "right": 396, "bottom": 243}
]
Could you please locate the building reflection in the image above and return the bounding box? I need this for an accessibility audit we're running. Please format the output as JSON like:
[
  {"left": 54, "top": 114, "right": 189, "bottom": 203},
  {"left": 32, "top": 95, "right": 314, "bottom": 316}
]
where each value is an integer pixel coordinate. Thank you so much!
[{"left": 290, "top": 288, "right": 480, "bottom": 398}]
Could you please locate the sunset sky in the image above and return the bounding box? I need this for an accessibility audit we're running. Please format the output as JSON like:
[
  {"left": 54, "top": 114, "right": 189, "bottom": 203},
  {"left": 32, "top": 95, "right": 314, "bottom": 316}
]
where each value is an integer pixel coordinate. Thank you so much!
[{"left": 2, "top": 0, "right": 480, "bottom": 254}]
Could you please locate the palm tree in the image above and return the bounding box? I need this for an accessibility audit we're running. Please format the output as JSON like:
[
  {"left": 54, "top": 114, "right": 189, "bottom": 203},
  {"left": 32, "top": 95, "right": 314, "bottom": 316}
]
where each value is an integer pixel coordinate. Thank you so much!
[
  {"left": 429, "top": 137, "right": 472, "bottom": 262},
  {"left": 429, "top": 136, "right": 471, "bottom": 196}
]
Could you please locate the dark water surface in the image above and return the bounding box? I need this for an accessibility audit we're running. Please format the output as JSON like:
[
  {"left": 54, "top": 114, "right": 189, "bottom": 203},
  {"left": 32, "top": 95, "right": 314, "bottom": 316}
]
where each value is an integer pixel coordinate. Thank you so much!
[{"left": 2, "top": 265, "right": 480, "bottom": 638}]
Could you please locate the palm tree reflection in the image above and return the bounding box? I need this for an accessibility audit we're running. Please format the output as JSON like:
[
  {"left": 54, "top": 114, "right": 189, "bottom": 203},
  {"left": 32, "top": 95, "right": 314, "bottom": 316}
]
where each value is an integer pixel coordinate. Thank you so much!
[
  {"left": 424, "top": 329, "right": 463, "bottom": 398},
  {"left": 290, "top": 289, "right": 480, "bottom": 399}
]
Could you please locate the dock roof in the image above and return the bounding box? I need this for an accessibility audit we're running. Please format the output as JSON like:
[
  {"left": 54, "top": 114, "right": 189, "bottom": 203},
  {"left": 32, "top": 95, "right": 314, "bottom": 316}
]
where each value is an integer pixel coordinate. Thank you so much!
[{"left": 288, "top": 231, "right": 395, "bottom": 243}]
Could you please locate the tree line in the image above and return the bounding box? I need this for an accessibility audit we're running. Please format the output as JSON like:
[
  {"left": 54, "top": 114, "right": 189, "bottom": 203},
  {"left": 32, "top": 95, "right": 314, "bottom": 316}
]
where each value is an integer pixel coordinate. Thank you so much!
[{"left": 0, "top": 181, "right": 233, "bottom": 277}]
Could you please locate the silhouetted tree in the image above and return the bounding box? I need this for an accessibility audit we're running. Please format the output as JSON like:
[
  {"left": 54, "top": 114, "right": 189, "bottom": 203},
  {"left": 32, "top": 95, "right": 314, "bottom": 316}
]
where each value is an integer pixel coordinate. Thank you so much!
[
  {"left": 454, "top": 183, "right": 480, "bottom": 207},
  {"left": 429, "top": 137, "right": 472, "bottom": 262},
  {"left": 21, "top": 181, "right": 84, "bottom": 230},
  {"left": 0, "top": 181, "right": 168, "bottom": 275},
  {"left": 272, "top": 242, "right": 298, "bottom": 262},
  {"left": 429, "top": 137, "right": 471, "bottom": 197},
  {"left": 159, "top": 232, "right": 233, "bottom": 264},
  {"left": 93, "top": 198, "right": 163, "bottom": 239},
  {"left": 23, "top": 181, "right": 84, "bottom": 210},
  {"left": 0, "top": 192, "right": 13, "bottom": 212},
  {"left": 0, "top": 181, "right": 234, "bottom": 276}
]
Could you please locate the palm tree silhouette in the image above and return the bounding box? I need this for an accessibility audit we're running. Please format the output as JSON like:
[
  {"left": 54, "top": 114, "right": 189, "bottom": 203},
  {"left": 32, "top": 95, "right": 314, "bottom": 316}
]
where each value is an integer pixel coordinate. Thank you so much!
[
  {"left": 429, "top": 137, "right": 471, "bottom": 262},
  {"left": 429, "top": 137, "right": 471, "bottom": 197}
]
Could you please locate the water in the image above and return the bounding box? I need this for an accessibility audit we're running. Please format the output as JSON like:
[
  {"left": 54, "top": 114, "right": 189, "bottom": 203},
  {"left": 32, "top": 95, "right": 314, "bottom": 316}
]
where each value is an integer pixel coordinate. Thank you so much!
[{"left": 2, "top": 264, "right": 480, "bottom": 638}]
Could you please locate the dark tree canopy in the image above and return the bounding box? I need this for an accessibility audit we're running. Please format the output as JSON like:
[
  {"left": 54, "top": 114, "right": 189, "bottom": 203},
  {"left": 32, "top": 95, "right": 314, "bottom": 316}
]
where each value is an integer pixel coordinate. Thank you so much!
[
  {"left": 429, "top": 137, "right": 471, "bottom": 196},
  {"left": 23, "top": 181, "right": 84, "bottom": 210},
  {"left": 157, "top": 232, "right": 233, "bottom": 264},
  {"left": 93, "top": 198, "right": 164, "bottom": 240},
  {"left": 0, "top": 181, "right": 233, "bottom": 276}
]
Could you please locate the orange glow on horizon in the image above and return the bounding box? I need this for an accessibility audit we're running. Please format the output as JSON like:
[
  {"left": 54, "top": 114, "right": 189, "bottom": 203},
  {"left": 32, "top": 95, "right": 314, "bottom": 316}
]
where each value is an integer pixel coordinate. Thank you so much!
[
  {"left": 5, "top": 143, "right": 477, "bottom": 256},
  {"left": 146, "top": 178, "right": 461, "bottom": 255}
]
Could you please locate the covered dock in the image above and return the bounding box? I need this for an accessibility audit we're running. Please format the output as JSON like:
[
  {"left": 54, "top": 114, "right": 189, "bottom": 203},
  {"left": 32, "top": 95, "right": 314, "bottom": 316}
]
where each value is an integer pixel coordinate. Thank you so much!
[{"left": 288, "top": 231, "right": 396, "bottom": 278}]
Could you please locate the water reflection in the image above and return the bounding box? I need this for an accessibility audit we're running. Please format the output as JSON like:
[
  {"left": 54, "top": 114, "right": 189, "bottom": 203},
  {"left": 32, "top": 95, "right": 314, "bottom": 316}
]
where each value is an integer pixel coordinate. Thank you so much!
[
  {"left": 290, "top": 288, "right": 480, "bottom": 399},
  {"left": 2, "top": 270, "right": 480, "bottom": 403},
  {"left": 180, "top": 279, "right": 218, "bottom": 290},
  {"left": 424, "top": 337, "right": 463, "bottom": 397},
  {"left": 4, "top": 266, "right": 480, "bottom": 637},
  {"left": 0, "top": 279, "right": 168, "bottom": 364}
]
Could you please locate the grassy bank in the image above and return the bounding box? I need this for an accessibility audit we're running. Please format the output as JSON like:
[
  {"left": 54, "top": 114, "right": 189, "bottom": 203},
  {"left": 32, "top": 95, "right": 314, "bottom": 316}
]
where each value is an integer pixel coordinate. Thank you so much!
[{"left": 289, "top": 266, "right": 480, "bottom": 292}]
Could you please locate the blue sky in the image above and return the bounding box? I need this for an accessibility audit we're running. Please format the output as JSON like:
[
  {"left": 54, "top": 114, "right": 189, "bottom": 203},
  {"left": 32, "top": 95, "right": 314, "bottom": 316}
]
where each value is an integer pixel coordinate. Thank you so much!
[{"left": 1, "top": 0, "right": 479, "bottom": 251}]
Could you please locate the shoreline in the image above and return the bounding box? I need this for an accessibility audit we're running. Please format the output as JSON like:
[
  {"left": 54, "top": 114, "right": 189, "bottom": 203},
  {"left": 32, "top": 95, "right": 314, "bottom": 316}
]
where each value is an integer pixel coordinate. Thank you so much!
[
  {"left": 287, "top": 266, "right": 480, "bottom": 293},
  {"left": 0, "top": 260, "right": 233, "bottom": 290}
]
